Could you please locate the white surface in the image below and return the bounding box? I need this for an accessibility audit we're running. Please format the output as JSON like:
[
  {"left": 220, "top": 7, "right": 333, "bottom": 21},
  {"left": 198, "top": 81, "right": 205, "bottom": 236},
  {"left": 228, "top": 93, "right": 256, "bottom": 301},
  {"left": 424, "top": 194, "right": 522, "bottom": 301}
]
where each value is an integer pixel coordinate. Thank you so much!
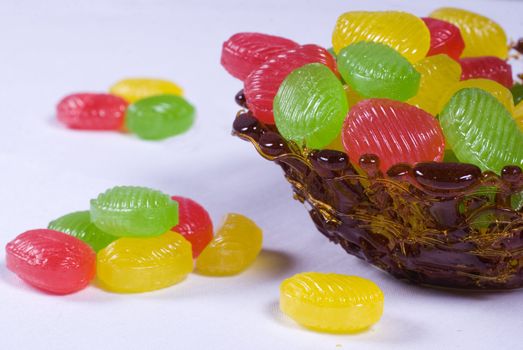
[{"left": 0, "top": 0, "right": 522, "bottom": 349}]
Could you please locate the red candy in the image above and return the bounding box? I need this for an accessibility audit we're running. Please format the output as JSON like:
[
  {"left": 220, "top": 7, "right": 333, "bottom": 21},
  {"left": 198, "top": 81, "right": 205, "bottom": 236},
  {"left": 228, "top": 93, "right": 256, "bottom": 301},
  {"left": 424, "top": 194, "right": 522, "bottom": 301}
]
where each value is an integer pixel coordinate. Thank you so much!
[
  {"left": 221, "top": 33, "right": 299, "bottom": 81},
  {"left": 56, "top": 93, "right": 128, "bottom": 130},
  {"left": 171, "top": 196, "right": 213, "bottom": 258},
  {"left": 459, "top": 56, "right": 513, "bottom": 88},
  {"left": 342, "top": 99, "right": 445, "bottom": 172},
  {"left": 244, "top": 44, "right": 338, "bottom": 124},
  {"left": 5, "top": 229, "right": 96, "bottom": 294},
  {"left": 422, "top": 17, "right": 465, "bottom": 60}
]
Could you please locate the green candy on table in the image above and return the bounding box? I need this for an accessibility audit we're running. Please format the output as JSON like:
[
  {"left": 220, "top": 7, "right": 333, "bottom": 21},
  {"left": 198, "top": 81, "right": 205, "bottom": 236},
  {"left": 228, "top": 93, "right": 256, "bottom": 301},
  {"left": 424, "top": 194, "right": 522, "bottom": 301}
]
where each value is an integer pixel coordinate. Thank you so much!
[
  {"left": 48, "top": 211, "right": 117, "bottom": 252},
  {"left": 337, "top": 41, "right": 420, "bottom": 101},
  {"left": 125, "top": 94, "right": 195, "bottom": 140},
  {"left": 274, "top": 63, "right": 348, "bottom": 149}
]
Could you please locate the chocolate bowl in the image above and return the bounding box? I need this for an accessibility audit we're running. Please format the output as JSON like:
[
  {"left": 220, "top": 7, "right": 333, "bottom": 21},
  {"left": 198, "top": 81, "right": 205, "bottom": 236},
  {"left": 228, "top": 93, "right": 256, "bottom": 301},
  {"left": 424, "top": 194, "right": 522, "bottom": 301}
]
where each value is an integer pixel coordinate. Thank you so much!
[{"left": 232, "top": 92, "right": 523, "bottom": 290}]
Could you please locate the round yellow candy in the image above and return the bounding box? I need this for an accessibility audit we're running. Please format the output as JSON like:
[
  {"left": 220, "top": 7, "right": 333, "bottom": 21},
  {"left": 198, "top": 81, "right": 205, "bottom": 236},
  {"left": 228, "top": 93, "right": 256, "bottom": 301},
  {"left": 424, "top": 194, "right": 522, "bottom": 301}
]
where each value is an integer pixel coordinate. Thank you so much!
[{"left": 110, "top": 78, "right": 184, "bottom": 103}]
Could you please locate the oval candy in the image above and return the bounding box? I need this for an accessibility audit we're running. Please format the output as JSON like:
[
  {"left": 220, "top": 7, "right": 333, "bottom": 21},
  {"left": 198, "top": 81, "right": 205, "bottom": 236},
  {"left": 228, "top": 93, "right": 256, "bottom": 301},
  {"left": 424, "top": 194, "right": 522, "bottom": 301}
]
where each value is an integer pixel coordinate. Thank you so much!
[
  {"left": 459, "top": 56, "right": 513, "bottom": 89},
  {"left": 110, "top": 78, "right": 183, "bottom": 103}
]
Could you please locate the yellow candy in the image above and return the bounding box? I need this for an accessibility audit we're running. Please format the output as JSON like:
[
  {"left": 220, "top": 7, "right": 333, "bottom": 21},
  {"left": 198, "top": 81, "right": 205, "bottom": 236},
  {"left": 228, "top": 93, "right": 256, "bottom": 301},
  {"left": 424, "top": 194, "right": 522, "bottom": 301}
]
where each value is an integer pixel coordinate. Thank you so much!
[
  {"left": 110, "top": 78, "right": 184, "bottom": 103},
  {"left": 97, "top": 232, "right": 193, "bottom": 293},
  {"left": 515, "top": 102, "right": 523, "bottom": 132},
  {"left": 332, "top": 11, "right": 430, "bottom": 63},
  {"left": 343, "top": 84, "right": 364, "bottom": 109},
  {"left": 196, "top": 213, "right": 262, "bottom": 276},
  {"left": 408, "top": 54, "right": 461, "bottom": 116},
  {"left": 429, "top": 7, "right": 507, "bottom": 59},
  {"left": 280, "top": 272, "right": 384, "bottom": 333}
]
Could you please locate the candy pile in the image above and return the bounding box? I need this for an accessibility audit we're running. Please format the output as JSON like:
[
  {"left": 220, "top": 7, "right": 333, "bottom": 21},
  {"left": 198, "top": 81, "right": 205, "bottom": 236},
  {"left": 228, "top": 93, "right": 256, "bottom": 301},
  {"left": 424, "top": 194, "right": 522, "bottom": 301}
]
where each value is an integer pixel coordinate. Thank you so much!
[
  {"left": 5, "top": 186, "right": 262, "bottom": 294},
  {"left": 56, "top": 78, "right": 195, "bottom": 140}
]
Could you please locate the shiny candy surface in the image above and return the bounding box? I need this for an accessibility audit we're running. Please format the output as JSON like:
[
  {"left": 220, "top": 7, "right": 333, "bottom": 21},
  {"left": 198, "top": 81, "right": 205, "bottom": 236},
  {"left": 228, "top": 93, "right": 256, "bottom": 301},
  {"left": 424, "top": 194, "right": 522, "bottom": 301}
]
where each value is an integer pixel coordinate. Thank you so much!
[
  {"left": 109, "top": 78, "right": 183, "bottom": 103},
  {"left": 421, "top": 17, "right": 465, "bottom": 60},
  {"left": 511, "top": 83, "right": 523, "bottom": 105},
  {"left": 280, "top": 272, "right": 384, "bottom": 333},
  {"left": 97, "top": 232, "right": 193, "bottom": 293},
  {"left": 5, "top": 229, "right": 96, "bottom": 294},
  {"left": 459, "top": 56, "right": 513, "bottom": 88}
]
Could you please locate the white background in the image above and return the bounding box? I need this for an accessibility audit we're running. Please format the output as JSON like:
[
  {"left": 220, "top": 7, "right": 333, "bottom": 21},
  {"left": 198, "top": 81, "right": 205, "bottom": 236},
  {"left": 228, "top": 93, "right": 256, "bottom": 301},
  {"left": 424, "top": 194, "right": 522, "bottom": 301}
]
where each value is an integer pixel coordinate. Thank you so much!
[{"left": 0, "top": 0, "right": 522, "bottom": 349}]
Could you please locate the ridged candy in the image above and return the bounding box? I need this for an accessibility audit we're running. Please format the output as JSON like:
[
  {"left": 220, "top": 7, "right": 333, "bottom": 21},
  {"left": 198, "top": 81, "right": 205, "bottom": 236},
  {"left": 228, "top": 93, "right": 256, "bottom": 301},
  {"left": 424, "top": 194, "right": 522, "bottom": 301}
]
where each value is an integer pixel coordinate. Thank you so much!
[
  {"left": 280, "top": 272, "right": 384, "bottom": 333},
  {"left": 459, "top": 56, "right": 513, "bottom": 88},
  {"left": 439, "top": 88, "right": 523, "bottom": 173},
  {"left": 274, "top": 63, "right": 347, "bottom": 149},
  {"left": 97, "top": 232, "right": 193, "bottom": 293},
  {"left": 5, "top": 229, "right": 96, "bottom": 294},
  {"left": 421, "top": 17, "right": 465, "bottom": 60},
  {"left": 337, "top": 42, "right": 420, "bottom": 101},
  {"left": 110, "top": 78, "right": 183, "bottom": 103},
  {"left": 90, "top": 186, "right": 179, "bottom": 237},
  {"left": 332, "top": 11, "right": 430, "bottom": 63},
  {"left": 515, "top": 102, "right": 523, "bottom": 132}
]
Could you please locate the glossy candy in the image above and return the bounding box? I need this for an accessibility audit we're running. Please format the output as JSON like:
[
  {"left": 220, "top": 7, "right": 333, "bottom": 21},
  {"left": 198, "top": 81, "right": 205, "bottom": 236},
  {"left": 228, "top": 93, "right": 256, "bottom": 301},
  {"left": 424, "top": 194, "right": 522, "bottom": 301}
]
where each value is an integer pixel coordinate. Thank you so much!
[
  {"left": 90, "top": 186, "right": 179, "bottom": 237},
  {"left": 337, "top": 42, "right": 420, "bottom": 101},
  {"left": 125, "top": 94, "right": 195, "bottom": 140},
  {"left": 332, "top": 11, "right": 430, "bottom": 63},
  {"left": 171, "top": 196, "right": 213, "bottom": 258},
  {"left": 110, "top": 78, "right": 183, "bottom": 103},
  {"left": 274, "top": 63, "right": 347, "bottom": 149},
  {"left": 221, "top": 32, "right": 299, "bottom": 81},
  {"left": 511, "top": 84, "right": 523, "bottom": 105},
  {"left": 48, "top": 211, "right": 117, "bottom": 252},
  {"left": 459, "top": 56, "right": 513, "bottom": 88},
  {"left": 196, "top": 213, "right": 262, "bottom": 276},
  {"left": 515, "top": 101, "right": 523, "bottom": 132},
  {"left": 342, "top": 99, "right": 445, "bottom": 172},
  {"left": 56, "top": 93, "right": 127, "bottom": 130},
  {"left": 5, "top": 229, "right": 95, "bottom": 294},
  {"left": 280, "top": 272, "right": 384, "bottom": 333},
  {"left": 439, "top": 88, "right": 523, "bottom": 173},
  {"left": 97, "top": 232, "right": 193, "bottom": 293},
  {"left": 421, "top": 17, "right": 465, "bottom": 60},
  {"left": 430, "top": 7, "right": 507, "bottom": 59},
  {"left": 244, "top": 44, "right": 337, "bottom": 124}
]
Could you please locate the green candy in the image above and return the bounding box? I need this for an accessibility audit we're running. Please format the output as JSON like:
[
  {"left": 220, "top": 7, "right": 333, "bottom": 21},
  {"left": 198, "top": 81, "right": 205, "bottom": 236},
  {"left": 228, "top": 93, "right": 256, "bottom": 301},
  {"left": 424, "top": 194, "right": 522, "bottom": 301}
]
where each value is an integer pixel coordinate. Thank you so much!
[
  {"left": 48, "top": 211, "right": 117, "bottom": 252},
  {"left": 337, "top": 41, "right": 420, "bottom": 101},
  {"left": 125, "top": 94, "right": 195, "bottom": 140},
  {"left": 511, "top": 83, "right": 523, "bottom": 105},
  {"left": 439, "top": 88, "right": 523, "bottom": 174},
  {"left": 90, "top": 186, "right": 179, "bottom": 237},
  {"left": 274, "top": 63, "right": 348, "bottom": 149}
]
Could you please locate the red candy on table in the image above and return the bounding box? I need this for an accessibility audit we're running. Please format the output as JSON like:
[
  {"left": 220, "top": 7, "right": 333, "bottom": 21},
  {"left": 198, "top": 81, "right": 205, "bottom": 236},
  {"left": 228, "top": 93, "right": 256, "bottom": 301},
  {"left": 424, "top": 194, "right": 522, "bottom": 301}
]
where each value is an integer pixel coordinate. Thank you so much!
[
  {"left": 56, "top": 93, "right": 128, "bottom": 130},
  {"left": 171, "top": 196, "right": 213, "bottom": 258},
  {"left": 221, "top": 33, "right": 299, "bottom": 81},
  {"left": 244, "top": 44, "right": 338, "bottom": 124},
  {"left": 5, "top": 229, "right": 96, "bottom": 294},
  {"left": 422, "top": 17, "right": 465, "bottom": 60},
  {"left": 459, "top": 56, "right": 513, "bottom": 88},
  {"left": 342, "top": 99, "right": 445, "bottom": 172}
]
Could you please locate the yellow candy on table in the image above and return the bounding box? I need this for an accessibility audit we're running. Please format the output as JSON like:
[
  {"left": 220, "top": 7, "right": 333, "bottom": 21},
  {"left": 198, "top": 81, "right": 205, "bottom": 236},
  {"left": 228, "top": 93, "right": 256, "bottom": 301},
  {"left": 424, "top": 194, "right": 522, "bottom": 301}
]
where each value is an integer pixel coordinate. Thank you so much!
[
  {"left": 429, "top": 7, "right": 507, "bottom": 59},
  {"left": 280, "top": 272, "right": 384, "bottom": 333},
  {"left": 196, "top": 213, "right": 262, "bottom": 276},
  {"left": 332, "top": 11, "right": 430, "bottom": 63},
  {"left": 97, "top": 231, "right": 193, "bottom": 293},
  {"left": 109, "top": 78, "right": 184, "bottom": 103},
  {"left": 407, "top": 54, "right": 461, "bottom": 116}
]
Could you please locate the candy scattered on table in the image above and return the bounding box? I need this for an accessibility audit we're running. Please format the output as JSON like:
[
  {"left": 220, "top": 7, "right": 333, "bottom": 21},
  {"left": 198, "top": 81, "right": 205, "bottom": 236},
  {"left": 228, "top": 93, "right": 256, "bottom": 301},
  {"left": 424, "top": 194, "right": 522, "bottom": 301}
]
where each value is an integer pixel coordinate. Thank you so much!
[{"left": 109, "top": 78, "right": 183, "bottom": 103}]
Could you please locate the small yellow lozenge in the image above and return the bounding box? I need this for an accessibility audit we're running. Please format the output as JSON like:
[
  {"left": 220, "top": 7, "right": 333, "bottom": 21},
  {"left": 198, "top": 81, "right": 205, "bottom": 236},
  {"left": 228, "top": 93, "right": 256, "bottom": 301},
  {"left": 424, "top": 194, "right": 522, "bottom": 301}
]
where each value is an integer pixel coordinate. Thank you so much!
[
  {"left": 196, "top": 213, "right": 262, "bottom": 276},
  {"left": 97, "top": 231, "right": 193, "bottom": 293},
  {"left": 280, "top": 272, "right": 384, "bottom": 333},
  {"left": 109, "top": 78, "right": 184, "bottom": 103}
]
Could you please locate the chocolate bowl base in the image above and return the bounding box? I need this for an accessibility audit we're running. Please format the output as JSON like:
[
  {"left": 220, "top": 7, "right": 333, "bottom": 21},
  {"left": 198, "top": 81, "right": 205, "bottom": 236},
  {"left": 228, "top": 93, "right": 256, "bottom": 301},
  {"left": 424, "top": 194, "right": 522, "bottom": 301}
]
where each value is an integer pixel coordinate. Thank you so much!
[{"left": 232, "top": 109, "right": 523, "bottom": 290}]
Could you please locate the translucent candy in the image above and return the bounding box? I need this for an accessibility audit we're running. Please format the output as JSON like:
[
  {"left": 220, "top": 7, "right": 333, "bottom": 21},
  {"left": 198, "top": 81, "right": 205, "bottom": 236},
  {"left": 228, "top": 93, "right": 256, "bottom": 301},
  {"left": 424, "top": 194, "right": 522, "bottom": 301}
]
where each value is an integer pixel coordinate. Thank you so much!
[
  {"left": 337, "top": 42, "right": 420, "bottom": 101},
  {"left": 5, "top": 229, "right": 95, "bottom": 294},
  {"left": 332, "top": 11, "right": 430, "bottom": 63},
  {"left": 56, "top": 93, "right": 127, "bottom": 130},
  {"left": 48, "top": 211, "right": 117, "bottom": 252},
  {"left": 342, "top": 99, "right": 445, "bottom": 172},
  {"left": 439, "top": 88, "right": 523, "bottom": 173},
  {"left": 196, "top": 213, "right": 262, "bottom": 276},
  {"left": 171, "top": 196, "right": 213, "bottom": 258},
  {"left": 274, "top": 63, "right": 347, "bottom": 149},
  {"left": 459, "top": 56, "right": 513, "bottom": 88},
  {"left": 511, "top": 83, "right": 523, "bottom": 105},
  {"left": 109, "top": 78, "right": 183, "bottom": 103},
  {"left": 125, "top": 94, "right": 195, "bottom": 140},
  {"left": 421, "top": 17, "right": 465, "bottom": 60},
  {"left": 97, "top": 232, "right": 193, "bottom": 293},
  {"left": 280, "top": 272, "right": 384, "bottom": 333},
  {"left": 221, "top": 32, "right": 299, "bottom": 81},
  {"left": 429, "top": 7, "right": 507, "bottom": 59},
  {"left": 515, "top": 102, "right": 523, "bottom": 132},
  {"left": 90, "top": 186, "right": 179, "bottom": 237},
  {"left": 408, "top": 54, "right": 462, "bottom": 115},
  {"left": 244, "top": 44, "right": 338, "bottom": 124},
  {"left": 343, "top": 85, "right": 363, "bottom": 108}
]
